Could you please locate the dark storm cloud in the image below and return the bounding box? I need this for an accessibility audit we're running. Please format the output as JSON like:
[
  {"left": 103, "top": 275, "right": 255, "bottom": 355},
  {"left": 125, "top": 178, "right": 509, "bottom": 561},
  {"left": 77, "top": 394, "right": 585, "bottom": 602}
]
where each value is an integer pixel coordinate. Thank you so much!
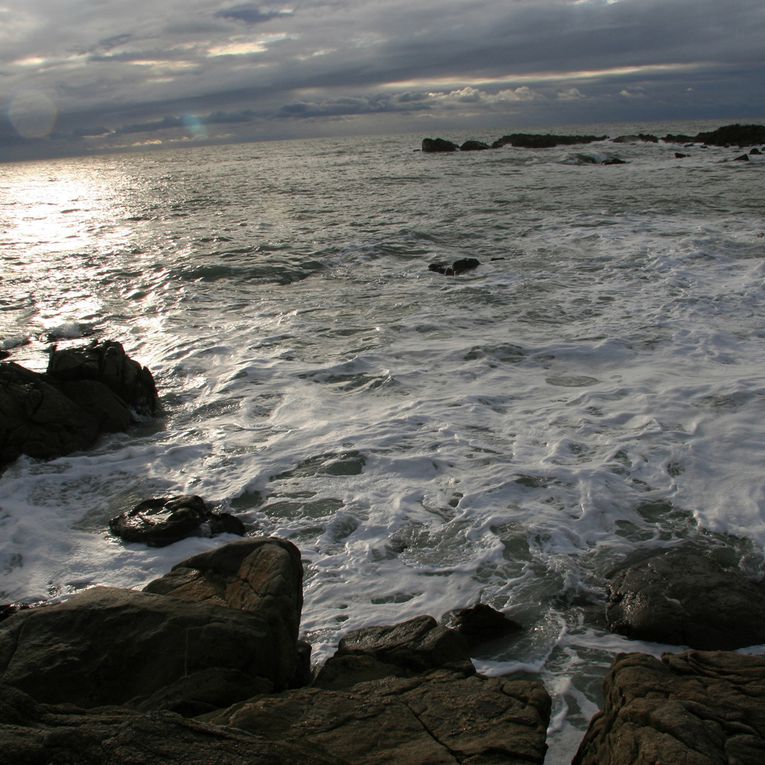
[
  {"left": 215, "top": 4, "right": 294, "bottom": 24},
  {"left": 1, "top": 0, "right": 763, "bottom": 158}
]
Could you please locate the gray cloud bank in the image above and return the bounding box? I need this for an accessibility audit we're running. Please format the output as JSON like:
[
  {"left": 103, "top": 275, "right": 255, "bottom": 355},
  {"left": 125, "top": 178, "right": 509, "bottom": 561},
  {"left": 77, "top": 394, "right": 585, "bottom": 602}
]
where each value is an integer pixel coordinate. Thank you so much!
[{"left": 1, "top": 0, "right": 764, "bottom": 159}]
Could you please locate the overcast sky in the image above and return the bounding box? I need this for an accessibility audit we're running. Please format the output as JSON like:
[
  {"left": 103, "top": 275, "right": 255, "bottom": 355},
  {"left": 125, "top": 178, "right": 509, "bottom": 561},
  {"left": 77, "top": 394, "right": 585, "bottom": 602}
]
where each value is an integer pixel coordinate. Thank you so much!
[{"left": 1, "top": 0, "right": 764, "bottom": 159}]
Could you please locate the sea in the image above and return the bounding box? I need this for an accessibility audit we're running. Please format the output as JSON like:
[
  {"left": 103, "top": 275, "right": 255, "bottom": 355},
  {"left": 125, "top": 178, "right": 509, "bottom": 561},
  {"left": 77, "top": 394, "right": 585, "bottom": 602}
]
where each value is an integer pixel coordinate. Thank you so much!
[{"left": 1, "top": 120, "right": 764, "bottom": 761}]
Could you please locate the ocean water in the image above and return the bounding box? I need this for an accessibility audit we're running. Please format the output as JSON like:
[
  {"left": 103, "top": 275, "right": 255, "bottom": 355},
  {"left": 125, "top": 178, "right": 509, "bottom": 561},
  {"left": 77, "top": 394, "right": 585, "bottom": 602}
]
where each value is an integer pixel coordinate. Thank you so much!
[{"left": 1, "top": 124, "right": 764, "bottom": 761}]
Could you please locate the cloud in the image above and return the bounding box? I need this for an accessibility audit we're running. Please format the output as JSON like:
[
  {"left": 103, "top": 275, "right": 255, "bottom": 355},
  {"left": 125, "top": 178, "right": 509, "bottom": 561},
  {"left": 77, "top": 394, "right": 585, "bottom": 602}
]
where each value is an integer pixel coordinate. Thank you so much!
[
  {"left": 215, "top": 4, "right": 293, "bottom": 24},
  {"left": 1, "top": 0, "right": 764, "bottom": 158},
  {"left": 557, "top": 87, "right": 586, "bottom": 101}
]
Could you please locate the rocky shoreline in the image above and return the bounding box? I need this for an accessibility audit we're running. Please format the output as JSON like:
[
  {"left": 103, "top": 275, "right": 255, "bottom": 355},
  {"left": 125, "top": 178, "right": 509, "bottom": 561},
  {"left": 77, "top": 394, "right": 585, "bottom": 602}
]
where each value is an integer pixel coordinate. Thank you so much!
[
  {"left": 4, "top": 344, "right": 765, "bottom": 762},
  {"left": 420, "top": 122, "right": 765, "bottom": 155},
  {"left": 2, "top": 535, "right": 765, "bottom": 763}
]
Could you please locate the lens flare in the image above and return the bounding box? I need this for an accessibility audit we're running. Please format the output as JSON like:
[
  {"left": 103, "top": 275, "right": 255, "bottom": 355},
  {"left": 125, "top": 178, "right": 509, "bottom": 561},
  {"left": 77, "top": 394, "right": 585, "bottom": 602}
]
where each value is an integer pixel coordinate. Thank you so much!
[{"left": 8, "top": 91, "right": 58, "bottom": 139}]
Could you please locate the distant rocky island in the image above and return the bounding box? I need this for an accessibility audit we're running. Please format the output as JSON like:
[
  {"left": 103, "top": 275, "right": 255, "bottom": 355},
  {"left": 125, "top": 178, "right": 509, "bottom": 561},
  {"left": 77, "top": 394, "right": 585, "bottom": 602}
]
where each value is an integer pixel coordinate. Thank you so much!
[{"left": 421, "top": 123, "right": 765, "bottom": 152}]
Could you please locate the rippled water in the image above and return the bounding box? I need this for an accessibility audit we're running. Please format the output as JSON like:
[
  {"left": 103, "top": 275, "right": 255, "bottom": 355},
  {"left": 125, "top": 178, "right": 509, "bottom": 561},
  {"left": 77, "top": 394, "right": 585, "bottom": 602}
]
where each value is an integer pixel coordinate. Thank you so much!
[{"left": 2, "top": 126, "right": 764, "bottom": 761}]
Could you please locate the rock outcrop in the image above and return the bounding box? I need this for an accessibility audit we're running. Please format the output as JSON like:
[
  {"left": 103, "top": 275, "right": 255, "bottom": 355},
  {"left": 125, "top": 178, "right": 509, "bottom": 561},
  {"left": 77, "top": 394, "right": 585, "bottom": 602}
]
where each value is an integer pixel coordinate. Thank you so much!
[
  {"left": 573, "top": 650, "right": 765, "bottom": 765},
  {"left": 605, "top": 543, "right": 765, "bottom": 649},
  {"left": 144, "top": 537, "right": 304, "bottom": 686},
  {"left": 662, "top": 123, "right": 765, "bottom": 147},
  {"left": 428, "top": 257, "right": 480, "bottom": 276},
  {"left": 460, "top": 140, "right": 490, "bottom": 151},
  {"left": 0, "top": 683, "right": 336, "bottom": 765},
  {"left": 0, "top": 340, "right": 158, "bottom": 466},
  {"left": 0, "top": 537, "right": 552, "bottom": 763},
  {"left": 492, "top": 133, "right": 606, "bottom": 149},
  {"left": 422, "top": 137, "right": 459, "bottom": 152},
  {"left": 109, "top": 494, "right": 245, "bottom": 547},
  {"left": 209, "top": 668, "right": 552, "bottom": 764}
]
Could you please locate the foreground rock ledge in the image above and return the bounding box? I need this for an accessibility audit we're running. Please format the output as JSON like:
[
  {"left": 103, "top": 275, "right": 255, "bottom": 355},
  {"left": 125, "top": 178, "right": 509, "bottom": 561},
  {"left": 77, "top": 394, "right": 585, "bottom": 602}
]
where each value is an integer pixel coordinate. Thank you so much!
[
  {"left": 574, "top": 650, "right": 765, "bottom": 765},
  {"left": 0, "top": 539, "right": 551, "bottom": 763}
]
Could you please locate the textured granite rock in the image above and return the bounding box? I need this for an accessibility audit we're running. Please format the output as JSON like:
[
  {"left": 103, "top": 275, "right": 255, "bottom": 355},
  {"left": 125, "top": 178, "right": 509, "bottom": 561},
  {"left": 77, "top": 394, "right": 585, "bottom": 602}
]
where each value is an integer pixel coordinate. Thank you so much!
[{"left": 573, "top": 650, "right": 765, "bottom": 765}]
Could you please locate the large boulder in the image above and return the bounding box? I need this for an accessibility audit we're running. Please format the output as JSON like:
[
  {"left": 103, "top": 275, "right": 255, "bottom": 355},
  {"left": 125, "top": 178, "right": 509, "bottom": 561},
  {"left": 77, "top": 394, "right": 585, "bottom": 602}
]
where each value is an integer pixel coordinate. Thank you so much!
[
  {"left": 144, "top": 537, "right": 304, "bottom": 686},
  {"left": 460, "top": 140, "right": 490, "bottom": 151},
  {"left": 209, "top": 669, "right": 551, "bottom": 764},
  {"left": 573, "top": 651, "right": 765, "bottom": 765},
  {"left": 0, "top": 585, "right": 292, "bottom": 714},
  {"left": 0, "top": 360, "right": 101, "bottom": 464},
  {"left": 314, "top": 614, "right": 472, "bottom": 690},
  {"left": 0, "top": 683, "right": 337, "bottom": 765},
  {"left": 605, "top": 543, "right": 765, "bottom": 649},
  {"left": 422, "top": 137, "right": 459, "bottom": 152},
  {"left": 47, "top": 339, "right": 158, "bottom": 417},
  {"left": 0, "top": 340, "right": 158, "bottom": 466},
  {"left": 109, "top": 494, "right": 245, "bottom": 547}
]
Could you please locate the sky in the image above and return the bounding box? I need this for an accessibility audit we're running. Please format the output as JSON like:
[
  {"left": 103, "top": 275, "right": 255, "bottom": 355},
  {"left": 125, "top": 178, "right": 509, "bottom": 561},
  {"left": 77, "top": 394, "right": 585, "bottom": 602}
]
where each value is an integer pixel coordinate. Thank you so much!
[{"left": 1, "top": 0, "right": 764, "bottom": 159}]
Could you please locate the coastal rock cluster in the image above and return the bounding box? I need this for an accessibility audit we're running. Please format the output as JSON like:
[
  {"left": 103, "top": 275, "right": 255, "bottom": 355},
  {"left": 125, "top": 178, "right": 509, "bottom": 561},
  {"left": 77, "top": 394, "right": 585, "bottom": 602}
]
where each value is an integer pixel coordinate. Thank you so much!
[
  {"left": 0, "top": 539, "right": 553, "bottom": 764},
  {"left": 421, "top": 122, "right": 765, "bottom": 154},
  {"left": 5, "top": 339, "right": 765, "bottom": 761},
  {"left": 0, "top": 339, "right": 157, "bottom": 466}
]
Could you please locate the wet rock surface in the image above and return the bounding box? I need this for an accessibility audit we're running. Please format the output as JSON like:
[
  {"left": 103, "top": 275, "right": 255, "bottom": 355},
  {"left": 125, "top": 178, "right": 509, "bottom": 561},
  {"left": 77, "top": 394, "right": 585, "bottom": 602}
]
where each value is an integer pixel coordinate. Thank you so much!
[
  {"left": 422, "top": 137, "right": 459, "bottom": 152},
  {"left": 109, "top": 494, "right": 245, "bottom": 547},
  {"left": 605, "top": 542, "right": 765, "bottom": 649},
  {"left": 429, "top": 257, "right": 480, "bottom": 276},
  {"left": 573, "top": 650, "right": 765, "bottom": 765},
  {"left": 209, "top": 668, "right": 552, "bottom": 765},
  {"left": 0, "top": 586, "right": 291, "bottom": 713},
  {"left": 0, "top": 340, "right": 158, "bottom": 466}
]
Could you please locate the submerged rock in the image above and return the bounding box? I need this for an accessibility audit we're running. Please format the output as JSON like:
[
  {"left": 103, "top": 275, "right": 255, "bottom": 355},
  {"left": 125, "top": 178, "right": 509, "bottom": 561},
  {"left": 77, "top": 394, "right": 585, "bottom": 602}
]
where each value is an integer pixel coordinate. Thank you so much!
[
  {"left": 109, "top": 494, "right": 245, "bottom": 547},
  {"left": 447, "top": 603, "right": 524, "bottom": 648},
  {"left": 573, "top": 651, "right": 765, "bottom": 765},
  {"left": 421, "top": 137, "right": 459, "bottom": 152},
  {"left": 428, "top": 257, "right": 480, "bottom": 276},
  {"left": 605, "top": 542, "right": 765, "bottom": 649}
]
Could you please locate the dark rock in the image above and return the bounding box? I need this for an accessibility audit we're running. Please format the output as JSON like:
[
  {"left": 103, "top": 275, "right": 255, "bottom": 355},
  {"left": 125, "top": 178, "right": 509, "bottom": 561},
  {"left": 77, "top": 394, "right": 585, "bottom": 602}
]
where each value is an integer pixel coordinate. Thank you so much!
[
  {"left": 145, "top": 537, "right": 304, "bottom": 686},
  {"left": 0, "top": 340, "right": 158, "bottom": 467},
  {"left": 47, "top": 339, "right": 158, "bottom": 417},
  {"left": 675, "top": 152, "right": 688, "bottom": 158},
  {"left": 601, "top": 157, "right": 627, "bottom": 165},
  {"left": 314, "top": 614, "right": 473, "bottom": 690},
  {"left": 0, "top": 682, "right": 336, "bottom": 765},
  {"left": 695, "top": 123, "right": 765, "bottom": 147},
  {"left": 460, "top": 139, "right": 490, "bottom": 151},
  {"left": 573, "top": 650, "right": 765, "bottom": 765},
  {"left": 605, "top": 543, "right": 765, "bottom": 649},
  {"left": 0, "top": 360, "right": 101, "bottom": 464},
  {"left": 0, "top": 350, "right": 9, "bottom": 360},
  {"left": 210, "top": 668, "right": 551, "bottom": 764},
  {"left": 429, "top": 257, "right": 480, "bottom": 276},
  {"left": 612, "top": 134, "right": 658, "bottom": 143},
  {"left": 751, "top": 147, "right": 762, "bottom": 155},
  {"left": 662, "top": 133, "right": 696, "bottom": 144},
  {"left": 492, "top": 133, "right": 606, "bottom": 149},
  {"left": 447, "top": 603, "right": 523, "bottom": 648},
  {"left": 422, "top": 137, "right": 459, "bottom": 153},
  {"left": 109, "top": 494, "right": 245, "bottom": 547},
  {"left": 734, "top": 153, "right": 751, "bottom": 161},
  {"left": 0, "top": 585, "right": 296, "bottom": 711}
]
